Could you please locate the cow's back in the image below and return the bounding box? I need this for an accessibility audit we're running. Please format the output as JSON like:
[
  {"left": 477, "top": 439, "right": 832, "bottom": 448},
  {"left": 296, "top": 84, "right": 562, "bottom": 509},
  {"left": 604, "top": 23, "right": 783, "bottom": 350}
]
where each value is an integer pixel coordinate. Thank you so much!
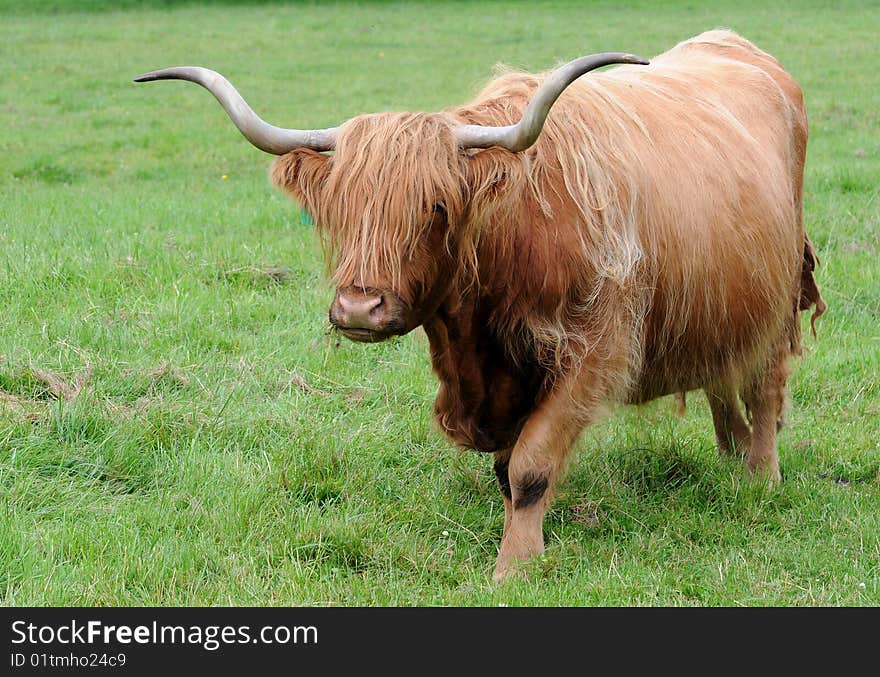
[
  {"left": 524, "top": 30, "right": 809, "bottom": 400},
  {"left": 608, "top": 31, "right": 808, "bottom": 399}
]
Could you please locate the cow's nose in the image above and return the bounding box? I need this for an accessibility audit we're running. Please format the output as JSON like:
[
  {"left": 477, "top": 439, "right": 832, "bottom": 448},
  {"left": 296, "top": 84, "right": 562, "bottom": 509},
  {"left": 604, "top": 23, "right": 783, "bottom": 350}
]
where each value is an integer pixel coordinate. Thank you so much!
[{"left": 330, "top": 288, "right": 385, "bottom": 330}]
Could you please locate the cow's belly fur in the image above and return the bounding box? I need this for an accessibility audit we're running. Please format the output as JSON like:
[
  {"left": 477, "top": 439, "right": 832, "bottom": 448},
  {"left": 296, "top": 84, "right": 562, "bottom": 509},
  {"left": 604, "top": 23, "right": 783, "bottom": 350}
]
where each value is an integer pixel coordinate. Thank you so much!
[{"left": 627, "top": 237, "right": 799, "bottom": 404}]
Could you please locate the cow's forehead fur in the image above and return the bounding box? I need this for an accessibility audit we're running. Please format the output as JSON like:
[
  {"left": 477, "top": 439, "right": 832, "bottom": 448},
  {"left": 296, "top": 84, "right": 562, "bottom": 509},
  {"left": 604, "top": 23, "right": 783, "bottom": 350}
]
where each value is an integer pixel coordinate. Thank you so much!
[
  {"left": 308, "top": 112, "right": 468, "bottom": 289},
  {"left": 327, "top": 111, "right": 466, "bottom": 227}
]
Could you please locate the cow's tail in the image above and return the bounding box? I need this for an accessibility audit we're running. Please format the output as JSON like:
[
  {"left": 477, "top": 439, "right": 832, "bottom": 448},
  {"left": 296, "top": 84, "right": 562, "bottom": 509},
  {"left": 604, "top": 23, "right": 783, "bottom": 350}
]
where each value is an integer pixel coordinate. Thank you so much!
[{"left": 793, "top": 234, "right": 827, "bottom": 353}]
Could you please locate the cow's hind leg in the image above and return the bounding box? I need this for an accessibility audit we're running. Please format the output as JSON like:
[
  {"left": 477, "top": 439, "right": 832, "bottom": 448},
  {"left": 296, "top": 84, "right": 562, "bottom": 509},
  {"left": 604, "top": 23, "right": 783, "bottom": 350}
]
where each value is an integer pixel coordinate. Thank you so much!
[
  {"left": 704, "top": 380, "right": 751, "bottom": 457},
  {"left": 741, "top": 345, "right": 791, "bottom": 484}
]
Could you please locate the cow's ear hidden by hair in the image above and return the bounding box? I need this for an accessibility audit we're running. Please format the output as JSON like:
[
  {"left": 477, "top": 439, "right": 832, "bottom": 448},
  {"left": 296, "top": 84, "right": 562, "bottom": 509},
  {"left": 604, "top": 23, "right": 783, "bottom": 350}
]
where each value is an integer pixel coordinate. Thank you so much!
[
  {"left": 465, "top": 147, "right": 523, "bottom": 204},
  {"left": 270, "top": 148, "right": 331, "bottom": 211}
]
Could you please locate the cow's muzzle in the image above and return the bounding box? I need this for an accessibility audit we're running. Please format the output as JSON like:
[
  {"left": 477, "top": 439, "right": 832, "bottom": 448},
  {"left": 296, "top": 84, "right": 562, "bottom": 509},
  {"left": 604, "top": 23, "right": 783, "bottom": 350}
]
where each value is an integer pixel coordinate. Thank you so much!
[{"left": 329, "top": 286, "right": 408, "bottom": 343}]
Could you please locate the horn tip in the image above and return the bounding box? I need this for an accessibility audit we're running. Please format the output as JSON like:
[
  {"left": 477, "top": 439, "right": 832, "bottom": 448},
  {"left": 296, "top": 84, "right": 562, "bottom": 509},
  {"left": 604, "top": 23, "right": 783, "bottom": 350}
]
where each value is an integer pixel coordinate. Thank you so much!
[{"left": 133, "top": 67, "right": 191, "bottom": 83}]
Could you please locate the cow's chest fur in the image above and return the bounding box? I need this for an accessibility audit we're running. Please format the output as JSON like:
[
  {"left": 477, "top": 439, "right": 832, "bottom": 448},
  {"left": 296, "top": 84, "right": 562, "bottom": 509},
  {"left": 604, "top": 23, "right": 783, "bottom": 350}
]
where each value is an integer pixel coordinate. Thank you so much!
[{"left": 423, "top": 302, "right": 547, "bottom": 453}]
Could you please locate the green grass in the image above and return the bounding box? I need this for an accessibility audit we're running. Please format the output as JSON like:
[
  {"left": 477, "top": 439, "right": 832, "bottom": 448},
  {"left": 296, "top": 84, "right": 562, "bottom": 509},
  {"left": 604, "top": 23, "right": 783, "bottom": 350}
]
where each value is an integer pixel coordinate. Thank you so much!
[{"left": 1, "top": 0, "right": 878, "bottom": 606}]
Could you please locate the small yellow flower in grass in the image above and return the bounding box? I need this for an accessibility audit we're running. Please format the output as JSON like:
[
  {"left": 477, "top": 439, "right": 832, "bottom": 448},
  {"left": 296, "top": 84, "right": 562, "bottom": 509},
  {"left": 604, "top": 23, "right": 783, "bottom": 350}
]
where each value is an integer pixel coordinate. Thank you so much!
[{"left": 221, "top": 174, "right": 228, "bottom": 180}]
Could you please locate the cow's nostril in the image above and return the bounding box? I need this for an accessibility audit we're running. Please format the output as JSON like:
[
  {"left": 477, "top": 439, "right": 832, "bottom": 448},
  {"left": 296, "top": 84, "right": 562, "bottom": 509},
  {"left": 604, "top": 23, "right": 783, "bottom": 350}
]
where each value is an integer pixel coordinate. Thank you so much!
[
  {"left": 329, "top": 287, "right": 408, "bottom": 341},
  {"left": 334, "top": 289, "right": 386, "bottom": 329},
  {"left": 338, "top": 293, "right": 381, "bottom": 315}
]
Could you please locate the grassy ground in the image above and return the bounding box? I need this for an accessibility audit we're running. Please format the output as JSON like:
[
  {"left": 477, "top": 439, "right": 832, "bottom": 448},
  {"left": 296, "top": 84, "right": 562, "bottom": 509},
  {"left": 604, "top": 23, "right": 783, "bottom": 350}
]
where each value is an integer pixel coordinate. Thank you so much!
[{"left": 1, "top": 0, "right": 878, "bottom": 606}]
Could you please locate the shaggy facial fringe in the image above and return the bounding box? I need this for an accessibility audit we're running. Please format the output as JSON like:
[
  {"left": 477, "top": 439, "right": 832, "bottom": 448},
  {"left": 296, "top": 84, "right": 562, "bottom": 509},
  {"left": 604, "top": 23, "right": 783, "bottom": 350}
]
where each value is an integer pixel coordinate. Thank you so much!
[{"left": 319, "top": 113, "right": 466, "bottom": 296}]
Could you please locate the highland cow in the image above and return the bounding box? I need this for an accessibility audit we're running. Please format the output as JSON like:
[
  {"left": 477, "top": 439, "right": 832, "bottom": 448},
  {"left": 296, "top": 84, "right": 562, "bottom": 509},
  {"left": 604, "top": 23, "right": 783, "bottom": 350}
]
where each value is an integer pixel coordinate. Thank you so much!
[{"left": 136, "top": 30, "right": 825, "bottom": 581}]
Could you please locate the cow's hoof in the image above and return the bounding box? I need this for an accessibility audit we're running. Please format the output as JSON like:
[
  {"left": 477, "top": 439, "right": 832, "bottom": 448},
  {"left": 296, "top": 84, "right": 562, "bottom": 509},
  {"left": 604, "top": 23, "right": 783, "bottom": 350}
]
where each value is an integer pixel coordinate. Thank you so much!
[
  {"left": 492, "top": 552, "right": 534, "bottom": 583},
  {"left": 747, "top": 463, "right": 781, "bottom": 487},
  {"left": 492, "top": 562, "right": 526, "bottom": 584}
]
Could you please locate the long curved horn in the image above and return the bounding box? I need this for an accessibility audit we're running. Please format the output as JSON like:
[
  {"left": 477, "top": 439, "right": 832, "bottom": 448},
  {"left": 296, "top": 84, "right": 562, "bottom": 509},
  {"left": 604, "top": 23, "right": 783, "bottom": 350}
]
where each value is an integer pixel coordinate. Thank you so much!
[
  {"left": 133, "top": 66, "right": 338, "bottom": 154},
  {"left": 456, "top": 52, "right": 649, "bottom": 152}
]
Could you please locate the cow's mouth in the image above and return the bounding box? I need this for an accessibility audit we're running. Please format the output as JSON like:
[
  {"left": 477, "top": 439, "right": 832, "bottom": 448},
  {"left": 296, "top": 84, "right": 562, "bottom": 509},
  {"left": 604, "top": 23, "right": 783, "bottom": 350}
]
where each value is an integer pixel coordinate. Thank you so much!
[{"left": 336, "top": 327, "right": 392, "bottom": 343}]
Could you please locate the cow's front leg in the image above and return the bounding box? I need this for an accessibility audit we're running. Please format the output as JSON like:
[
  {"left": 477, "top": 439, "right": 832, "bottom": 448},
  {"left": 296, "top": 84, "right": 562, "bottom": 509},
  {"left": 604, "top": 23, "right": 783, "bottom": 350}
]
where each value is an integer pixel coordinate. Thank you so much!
[{"left": 492, "top": 391, "right": 588, "bottom": 582}]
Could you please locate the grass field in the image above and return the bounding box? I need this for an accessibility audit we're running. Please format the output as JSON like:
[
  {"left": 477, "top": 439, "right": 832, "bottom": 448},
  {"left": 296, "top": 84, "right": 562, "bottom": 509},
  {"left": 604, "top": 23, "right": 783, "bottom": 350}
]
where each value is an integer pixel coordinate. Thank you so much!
[{"left": 1, "top": 0, "right": 878, "bottom": 606}]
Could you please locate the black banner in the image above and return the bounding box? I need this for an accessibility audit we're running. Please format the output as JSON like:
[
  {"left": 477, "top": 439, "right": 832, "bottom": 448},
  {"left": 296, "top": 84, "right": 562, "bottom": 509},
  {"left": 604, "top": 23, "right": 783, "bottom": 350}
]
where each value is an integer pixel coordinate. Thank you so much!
[{"left": 1, "top": 607, "right": 875, "bottom": 673}]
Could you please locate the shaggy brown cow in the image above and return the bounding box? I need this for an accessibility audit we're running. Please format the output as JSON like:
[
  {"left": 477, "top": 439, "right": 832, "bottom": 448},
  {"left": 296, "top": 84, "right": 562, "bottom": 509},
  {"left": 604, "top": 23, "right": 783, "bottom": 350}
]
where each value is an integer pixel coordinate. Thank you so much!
[{"left": 136, "top": 30, "right": 825, "bottom": 581}]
